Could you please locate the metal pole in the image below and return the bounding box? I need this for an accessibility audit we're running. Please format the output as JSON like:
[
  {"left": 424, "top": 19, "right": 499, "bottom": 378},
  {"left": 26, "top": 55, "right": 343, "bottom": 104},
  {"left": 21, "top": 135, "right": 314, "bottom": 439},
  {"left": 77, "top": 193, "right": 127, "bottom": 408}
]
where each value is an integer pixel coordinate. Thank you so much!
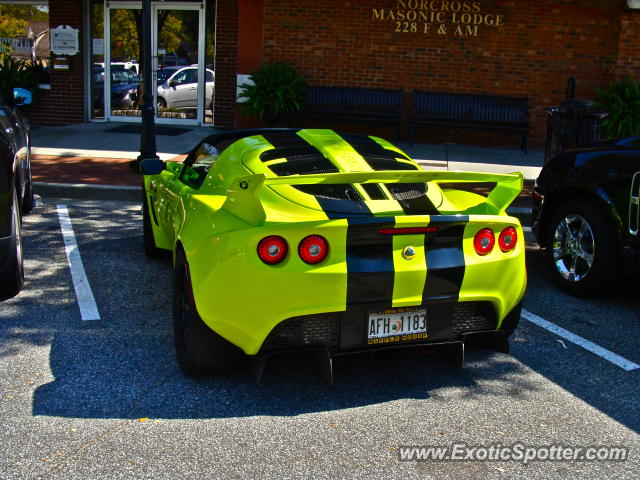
[{"left": 136, "top": 0, "right": 159, "bottom": 167}]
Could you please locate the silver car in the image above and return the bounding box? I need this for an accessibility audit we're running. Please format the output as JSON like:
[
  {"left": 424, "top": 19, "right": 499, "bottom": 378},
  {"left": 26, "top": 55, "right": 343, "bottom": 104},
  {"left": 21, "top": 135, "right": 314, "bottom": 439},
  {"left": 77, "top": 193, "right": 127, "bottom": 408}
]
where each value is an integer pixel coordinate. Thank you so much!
[{"left": 156, "top": 66, "right": 214, "bottom": 110}]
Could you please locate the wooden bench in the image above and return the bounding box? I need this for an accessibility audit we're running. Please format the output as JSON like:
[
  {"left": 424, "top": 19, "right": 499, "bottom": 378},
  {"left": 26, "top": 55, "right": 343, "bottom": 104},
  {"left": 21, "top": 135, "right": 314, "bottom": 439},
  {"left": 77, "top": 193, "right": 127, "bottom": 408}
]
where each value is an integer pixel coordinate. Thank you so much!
[
  {"left": 410, "top": 91, "right": 530, "bottom": 152},
  {"left": 287, "top": 86, "right": 403, "bottom": 141}
]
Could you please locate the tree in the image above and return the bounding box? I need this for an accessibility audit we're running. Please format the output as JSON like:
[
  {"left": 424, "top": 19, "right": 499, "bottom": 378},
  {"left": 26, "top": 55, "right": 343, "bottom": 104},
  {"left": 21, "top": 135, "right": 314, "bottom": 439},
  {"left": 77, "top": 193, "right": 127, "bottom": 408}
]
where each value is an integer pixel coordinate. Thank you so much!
[{"left": 0, "top": 5, "right": 48, "bottom": 60}]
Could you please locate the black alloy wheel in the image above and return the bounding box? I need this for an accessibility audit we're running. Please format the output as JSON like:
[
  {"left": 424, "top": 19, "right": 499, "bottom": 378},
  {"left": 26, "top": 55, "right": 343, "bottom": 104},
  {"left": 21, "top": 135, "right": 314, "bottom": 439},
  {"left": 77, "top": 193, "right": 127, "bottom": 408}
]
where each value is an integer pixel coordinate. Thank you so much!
[{"left": 545, "top": 198, "right": 618, "bottom": 296}]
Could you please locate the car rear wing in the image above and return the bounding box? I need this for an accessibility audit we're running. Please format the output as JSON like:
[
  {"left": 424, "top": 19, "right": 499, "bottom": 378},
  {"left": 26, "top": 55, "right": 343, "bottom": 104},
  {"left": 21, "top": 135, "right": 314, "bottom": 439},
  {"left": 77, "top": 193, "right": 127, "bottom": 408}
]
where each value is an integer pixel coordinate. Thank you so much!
[{"left": 221, "top": 170, "right": 523, "bottom": 225}]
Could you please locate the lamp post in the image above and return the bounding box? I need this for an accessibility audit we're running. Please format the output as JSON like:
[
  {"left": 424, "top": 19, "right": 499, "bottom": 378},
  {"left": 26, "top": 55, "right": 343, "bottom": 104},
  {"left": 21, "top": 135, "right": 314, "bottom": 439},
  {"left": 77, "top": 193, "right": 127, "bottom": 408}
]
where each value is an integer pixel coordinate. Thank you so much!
[{"left": 136, "top": 0, "right": 159, "bottom": 169}]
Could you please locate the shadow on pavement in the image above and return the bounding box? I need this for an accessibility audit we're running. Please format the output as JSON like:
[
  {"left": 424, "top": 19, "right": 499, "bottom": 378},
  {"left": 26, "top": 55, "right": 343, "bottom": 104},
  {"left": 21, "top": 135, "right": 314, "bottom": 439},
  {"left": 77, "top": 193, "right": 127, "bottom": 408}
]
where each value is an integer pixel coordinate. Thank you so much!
[{"left": 6, "top": 200, "right": 636, "bottom": 433}]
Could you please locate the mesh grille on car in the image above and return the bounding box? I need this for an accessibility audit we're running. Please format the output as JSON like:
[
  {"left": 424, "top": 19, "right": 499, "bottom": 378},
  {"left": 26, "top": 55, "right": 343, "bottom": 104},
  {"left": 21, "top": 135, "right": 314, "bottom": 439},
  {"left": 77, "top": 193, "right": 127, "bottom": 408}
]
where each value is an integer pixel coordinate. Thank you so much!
[
  {"left": 386, "top": 183, "right": 428, "bottom": 200},
  {"left": 268, "top": 158, "right": 339, "bottom": 177},
  {"left": 451, "top": 302, "right": 496, "bottom": 333},
  {"left": 260, "top": 146, "right": 324, "bottom": 162},
  {"left": 363, "top": 155, "right": 418, "bottom": 171},
  {"left": 294, "top": 184, "right": 364, "bottom": 201},
  {"left": 263, "top": 316, "right": 340, "bottom": 351}
]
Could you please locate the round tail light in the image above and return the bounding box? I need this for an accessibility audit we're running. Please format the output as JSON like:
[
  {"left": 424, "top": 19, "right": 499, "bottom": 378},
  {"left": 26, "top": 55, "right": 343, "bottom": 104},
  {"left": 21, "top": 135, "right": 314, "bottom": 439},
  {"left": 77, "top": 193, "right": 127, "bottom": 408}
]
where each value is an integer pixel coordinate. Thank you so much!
[
  {"left": 498, "top": 226, "right": 518, "bottom": 252},
  {"left": 257, "top": 236, "right": 288, "bottom": 265},
  {"left": 473, "top": 228, "right": 495, "bottom": 256},
  {"left": 298, "top": 235, "right": 329, "bottom": 264}
]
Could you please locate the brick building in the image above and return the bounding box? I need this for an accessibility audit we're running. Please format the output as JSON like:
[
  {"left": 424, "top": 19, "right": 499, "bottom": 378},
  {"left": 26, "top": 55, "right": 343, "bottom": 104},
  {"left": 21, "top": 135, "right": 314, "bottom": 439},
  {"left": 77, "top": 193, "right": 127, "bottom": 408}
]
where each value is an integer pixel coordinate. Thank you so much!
[{"left": 2, "top": 0, "right": 639, "bottom": 148}]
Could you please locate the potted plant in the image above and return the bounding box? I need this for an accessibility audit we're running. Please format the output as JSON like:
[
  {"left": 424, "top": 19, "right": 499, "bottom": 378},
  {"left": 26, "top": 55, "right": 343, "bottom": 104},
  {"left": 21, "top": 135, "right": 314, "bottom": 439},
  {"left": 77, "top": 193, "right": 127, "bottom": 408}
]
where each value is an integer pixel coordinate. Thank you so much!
[
  {"left": 596, "top": 76, "right": 640, "bottom": 138},
  {"left": 237, "top": 62, "right": 306, "bottom": 126}
]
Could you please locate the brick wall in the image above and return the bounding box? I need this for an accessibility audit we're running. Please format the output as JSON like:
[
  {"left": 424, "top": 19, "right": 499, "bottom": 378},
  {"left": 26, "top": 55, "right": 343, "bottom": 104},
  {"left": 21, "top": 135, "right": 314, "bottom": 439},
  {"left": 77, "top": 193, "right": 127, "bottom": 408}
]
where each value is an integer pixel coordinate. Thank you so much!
[
  {"left": 261, "top": 0, "right": 626, "bottom": 148},
  {"left": 214, "top": 0, "right": 239, "bottom": 128},
  {"left": 615, "top": 10, "right": 640, "bottom": 79},
  {"left": 27, "top": 0, "right": 85, "bottom": 125}
]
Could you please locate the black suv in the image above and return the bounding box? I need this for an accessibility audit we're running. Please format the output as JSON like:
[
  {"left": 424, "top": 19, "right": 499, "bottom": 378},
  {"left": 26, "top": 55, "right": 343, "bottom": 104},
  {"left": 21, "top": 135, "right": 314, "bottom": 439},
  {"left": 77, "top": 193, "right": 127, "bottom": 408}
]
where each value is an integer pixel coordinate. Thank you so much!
[
  {"left": 532, "top": 137, "right": 640, "bottom": 296},
  {"left": 0, "top": 88, "right": 34, "bottom": 301}
]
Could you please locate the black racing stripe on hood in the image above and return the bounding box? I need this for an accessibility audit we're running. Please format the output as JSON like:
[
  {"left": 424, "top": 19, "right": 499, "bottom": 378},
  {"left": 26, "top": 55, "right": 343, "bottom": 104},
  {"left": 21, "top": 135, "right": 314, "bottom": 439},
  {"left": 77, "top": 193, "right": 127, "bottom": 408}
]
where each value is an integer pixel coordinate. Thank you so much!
[
  {"left": 261, "top": 131, "right": 310, "bottom": 148},
  {"left": 346, "top": 217, "right": 396, "bottom": 308},
  {"left": 422, "top": 223, "right": 467, "bottom": 301},
  {"left": 261, "top": 135, "right": 339, "bottom": 176},
  {"left": 340, "top": 134, "right": 412, "bottom": 161},
  {"left": 341, "top": 134, "right": 439, "bottom": 215},
  {"left": 262, "top": 131, "right": 373, "bottom": 218}
]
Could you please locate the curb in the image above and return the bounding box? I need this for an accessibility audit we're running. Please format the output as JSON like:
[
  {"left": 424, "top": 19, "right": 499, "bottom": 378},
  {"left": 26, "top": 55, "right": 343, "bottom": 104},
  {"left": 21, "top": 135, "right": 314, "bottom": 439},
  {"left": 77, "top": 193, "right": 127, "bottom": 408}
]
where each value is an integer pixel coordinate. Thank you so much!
[{"left": 33, "top": 182, "right": 141, "bottom": 202}]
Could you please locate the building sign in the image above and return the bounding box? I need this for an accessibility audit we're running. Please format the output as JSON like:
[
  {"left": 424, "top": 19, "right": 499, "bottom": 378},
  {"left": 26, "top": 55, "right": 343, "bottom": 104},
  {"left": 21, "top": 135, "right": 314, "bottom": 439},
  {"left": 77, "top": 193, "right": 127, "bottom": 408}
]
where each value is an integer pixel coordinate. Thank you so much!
[
  {"left": 372, "top": 1, "right": 504, "bottom": 37},
  {"left": 0, "top": 37, "right": 31, "bottom": 54},
  {"left": 50, "top": 25, "right": 79, "bottom": 56}
]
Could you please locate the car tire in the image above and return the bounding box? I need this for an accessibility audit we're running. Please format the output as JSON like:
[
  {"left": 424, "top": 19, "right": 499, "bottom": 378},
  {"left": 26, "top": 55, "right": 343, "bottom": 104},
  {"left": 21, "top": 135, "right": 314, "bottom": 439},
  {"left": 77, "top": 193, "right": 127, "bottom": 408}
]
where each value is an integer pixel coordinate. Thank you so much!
[
  {"left": 544, "top": 198, "right": 618, "bottom": 296},
  {"left": 0, "top": 189, "right": 24, "bottom": 301},
  {"left": 142, "top": 194, "right": 165, "bottom": 257},
  {"left": 21, "top": 171, "right": 35, "bottom": 214},
  {"left": 157, "top": 97, "right": 167, "bottom": 110},
  {"left": 172, "top": 249, "right": 242, "bottom": 375}
]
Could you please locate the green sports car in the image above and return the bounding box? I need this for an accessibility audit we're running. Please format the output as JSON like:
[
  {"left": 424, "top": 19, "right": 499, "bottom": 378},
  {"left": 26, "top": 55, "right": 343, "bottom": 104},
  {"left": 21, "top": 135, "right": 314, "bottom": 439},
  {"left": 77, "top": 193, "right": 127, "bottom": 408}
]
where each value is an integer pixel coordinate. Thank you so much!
[{"left": 141, "top": 129, "right": 526, "bottom": 381}]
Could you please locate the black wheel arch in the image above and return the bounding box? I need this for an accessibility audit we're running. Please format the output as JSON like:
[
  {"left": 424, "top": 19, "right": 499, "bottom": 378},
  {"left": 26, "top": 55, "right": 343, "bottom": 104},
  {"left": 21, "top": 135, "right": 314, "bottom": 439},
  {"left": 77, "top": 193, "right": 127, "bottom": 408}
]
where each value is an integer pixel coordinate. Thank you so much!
[{"left": 537, "top": 185, "right": 623, "bottom": 249}]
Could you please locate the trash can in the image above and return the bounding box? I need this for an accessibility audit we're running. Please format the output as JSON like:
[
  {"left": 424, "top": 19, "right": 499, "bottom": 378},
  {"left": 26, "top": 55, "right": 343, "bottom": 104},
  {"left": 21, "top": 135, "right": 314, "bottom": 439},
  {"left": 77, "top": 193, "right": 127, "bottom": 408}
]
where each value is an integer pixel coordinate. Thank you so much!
[{"left": 544, "top": 99, "right": 608, "bottom": 163}]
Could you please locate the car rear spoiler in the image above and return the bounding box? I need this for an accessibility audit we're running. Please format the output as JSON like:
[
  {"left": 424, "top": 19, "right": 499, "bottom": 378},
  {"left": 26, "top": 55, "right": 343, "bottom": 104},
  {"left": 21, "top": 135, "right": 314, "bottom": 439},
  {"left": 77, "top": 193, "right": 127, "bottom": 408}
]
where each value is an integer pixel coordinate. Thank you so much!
[{"left": 221, "top": 170, "right": 523, "bottom": 225}]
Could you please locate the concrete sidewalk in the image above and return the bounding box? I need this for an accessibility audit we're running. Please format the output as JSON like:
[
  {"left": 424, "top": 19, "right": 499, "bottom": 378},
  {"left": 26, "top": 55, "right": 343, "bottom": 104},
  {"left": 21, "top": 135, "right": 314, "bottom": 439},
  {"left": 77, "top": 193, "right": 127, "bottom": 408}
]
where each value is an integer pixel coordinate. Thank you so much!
[{"left": 30, "top": 122, "right": 539, "bottom": 210}]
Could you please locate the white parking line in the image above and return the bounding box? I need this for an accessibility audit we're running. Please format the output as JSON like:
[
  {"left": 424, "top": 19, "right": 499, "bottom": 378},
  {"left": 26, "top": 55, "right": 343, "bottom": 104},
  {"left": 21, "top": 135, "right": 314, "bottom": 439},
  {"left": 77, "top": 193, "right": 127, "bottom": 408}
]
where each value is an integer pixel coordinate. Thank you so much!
[
  {"left": 56, "top": 205, "right": 100, "bottom": 321},
  {"left": 522, "top": 309, "right": 639, "bottom": 371}
]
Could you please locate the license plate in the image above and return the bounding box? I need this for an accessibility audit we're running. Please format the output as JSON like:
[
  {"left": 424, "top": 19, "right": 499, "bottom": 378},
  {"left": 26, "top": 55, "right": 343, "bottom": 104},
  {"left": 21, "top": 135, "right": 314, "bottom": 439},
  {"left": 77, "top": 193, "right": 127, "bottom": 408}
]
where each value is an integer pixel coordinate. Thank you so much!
[{"left": 367, "top": 308, "right": 427, "bottom": 345}]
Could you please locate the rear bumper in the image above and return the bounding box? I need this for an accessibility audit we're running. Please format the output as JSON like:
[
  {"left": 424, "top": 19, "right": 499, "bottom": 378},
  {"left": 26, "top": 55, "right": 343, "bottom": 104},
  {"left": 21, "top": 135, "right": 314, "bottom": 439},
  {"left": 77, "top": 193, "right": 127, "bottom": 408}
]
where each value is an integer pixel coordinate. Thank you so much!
[
  {"left": 260, "top": 300, "right": 506, "bottom": 355},
  {"left": 185, "top": 216, "right": 527, "bottom": 355}
]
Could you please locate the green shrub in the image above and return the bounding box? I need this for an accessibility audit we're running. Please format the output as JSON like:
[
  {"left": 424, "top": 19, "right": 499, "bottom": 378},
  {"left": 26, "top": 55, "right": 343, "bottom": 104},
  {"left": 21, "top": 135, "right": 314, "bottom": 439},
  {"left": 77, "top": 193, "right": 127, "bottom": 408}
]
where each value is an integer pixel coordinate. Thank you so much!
[
  {"left": 0, "top": 56, "right": 45, "bottom": 105},
  {"left": 596, "top": 76, "right": 640, "bottom": 138},
  {"left": 237, "top": 62, "right": 306, "bottom": 124}
]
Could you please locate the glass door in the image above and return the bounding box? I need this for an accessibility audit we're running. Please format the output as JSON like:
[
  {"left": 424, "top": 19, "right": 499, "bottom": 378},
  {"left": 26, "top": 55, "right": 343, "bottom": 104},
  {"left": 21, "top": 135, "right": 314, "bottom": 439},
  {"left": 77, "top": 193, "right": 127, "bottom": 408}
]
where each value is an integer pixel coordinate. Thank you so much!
[
  {"left": 103, "top": 2, "right": 206, "bottom": 125},
  {"left": 153, "top": 4, "right": 207, "bottom": 124},
  {"left": 104, "top": 3, "right": 142, "bottom": 121}
]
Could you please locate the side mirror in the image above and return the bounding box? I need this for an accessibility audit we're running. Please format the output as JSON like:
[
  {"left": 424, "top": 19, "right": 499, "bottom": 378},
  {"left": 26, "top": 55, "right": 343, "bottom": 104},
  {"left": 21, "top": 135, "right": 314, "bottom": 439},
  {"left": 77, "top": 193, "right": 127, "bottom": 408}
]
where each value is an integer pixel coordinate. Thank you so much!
[
  {"left": 169, "top": 80, "right": 178, "bottom": 88},
  {"left": 140, "top": 159, "right": 166, "bottom": 175},
  {"left": 13, "top": 88, "right": 32, "bottom": 106}
]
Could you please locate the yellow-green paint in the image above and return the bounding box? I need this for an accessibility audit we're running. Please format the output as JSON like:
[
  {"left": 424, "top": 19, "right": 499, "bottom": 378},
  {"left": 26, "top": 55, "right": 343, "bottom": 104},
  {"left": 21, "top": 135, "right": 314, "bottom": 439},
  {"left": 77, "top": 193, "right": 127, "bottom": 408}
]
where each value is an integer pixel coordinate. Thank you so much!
[{"left": 141, "top": 129, "right": 527, "bottom": 355}]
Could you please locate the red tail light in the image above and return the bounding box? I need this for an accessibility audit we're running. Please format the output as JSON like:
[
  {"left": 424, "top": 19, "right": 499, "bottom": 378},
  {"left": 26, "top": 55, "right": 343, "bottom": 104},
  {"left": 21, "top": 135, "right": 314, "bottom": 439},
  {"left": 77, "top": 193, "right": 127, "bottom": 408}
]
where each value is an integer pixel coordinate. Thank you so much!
[
  {"left": 498, "top": 226, "right": 518, "bottom": 252},
  {"left": 473, "top": 228, "right": 495, "bottom": 256},
  {"left": 298, "top": 235, "right": 329, "bottom": 264},
  {"left": 258, "top": 236, "right": 288, "bottom": 265}
]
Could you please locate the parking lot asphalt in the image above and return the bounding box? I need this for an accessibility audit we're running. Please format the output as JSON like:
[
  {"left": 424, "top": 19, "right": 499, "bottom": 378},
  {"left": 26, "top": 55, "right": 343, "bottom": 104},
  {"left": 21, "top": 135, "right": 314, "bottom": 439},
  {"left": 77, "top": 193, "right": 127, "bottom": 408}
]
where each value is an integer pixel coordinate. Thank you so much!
[{"left": 1, "top": 198, "right": 638, "bottom": 479}]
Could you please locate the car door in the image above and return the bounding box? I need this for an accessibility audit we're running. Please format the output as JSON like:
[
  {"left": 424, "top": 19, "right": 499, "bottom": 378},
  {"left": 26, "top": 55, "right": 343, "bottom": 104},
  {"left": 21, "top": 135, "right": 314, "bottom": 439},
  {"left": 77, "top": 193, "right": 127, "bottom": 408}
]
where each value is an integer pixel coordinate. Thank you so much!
[
  {"left": 1, "top": 103, "right": 28, "bottom": 192},
  {"left": 205, "top": 69, "right": 214, "bottom": 107},
  {"left": 9, "top": 105, "right": 29, "bottom": 202},
  {"left": 167, "top": 68, "right": 197, "bottom": 108}
]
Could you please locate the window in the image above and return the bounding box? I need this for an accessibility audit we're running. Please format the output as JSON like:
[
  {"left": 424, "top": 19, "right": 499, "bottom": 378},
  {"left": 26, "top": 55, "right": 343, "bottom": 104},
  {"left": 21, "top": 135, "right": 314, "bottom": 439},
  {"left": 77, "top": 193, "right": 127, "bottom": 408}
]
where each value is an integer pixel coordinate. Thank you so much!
[
  {"left": 172, "top": 68, "right": 197, "bottom": 86},
  {"left": 0, "top": 2, "right": 50, "bottom": 84},
  {"left": 179, "top": 142, "right": 219, "bottom": 188}
]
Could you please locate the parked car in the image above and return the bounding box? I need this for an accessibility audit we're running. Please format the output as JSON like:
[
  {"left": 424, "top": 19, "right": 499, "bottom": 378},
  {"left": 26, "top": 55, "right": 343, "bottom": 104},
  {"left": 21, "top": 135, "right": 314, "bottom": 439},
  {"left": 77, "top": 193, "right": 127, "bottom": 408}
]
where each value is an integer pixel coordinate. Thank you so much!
[
  {"left": 156, "top": 66, "right": 214, "bottom": 110},
  {"left": 155, "top": 66, "right": 181, "bottom": 86},
  {"left": 0, "top": 88, "right": 34, "bottom": 301},
  {"left": 140, "top": 129, "right": 526, "bottom": 380},
  {"left": 92, "top": 67, "right": 140, "bottom": 109},
  {"left": 532, "top": 137, "right": 640, "bottom": 296}
]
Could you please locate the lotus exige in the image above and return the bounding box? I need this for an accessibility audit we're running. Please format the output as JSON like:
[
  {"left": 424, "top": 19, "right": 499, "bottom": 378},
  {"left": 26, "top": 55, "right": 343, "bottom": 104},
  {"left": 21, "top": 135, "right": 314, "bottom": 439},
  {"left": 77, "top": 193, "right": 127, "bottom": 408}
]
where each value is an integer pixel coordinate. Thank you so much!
[{"left": 141, "top": 129, "right": 526, "bottom": 381}]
